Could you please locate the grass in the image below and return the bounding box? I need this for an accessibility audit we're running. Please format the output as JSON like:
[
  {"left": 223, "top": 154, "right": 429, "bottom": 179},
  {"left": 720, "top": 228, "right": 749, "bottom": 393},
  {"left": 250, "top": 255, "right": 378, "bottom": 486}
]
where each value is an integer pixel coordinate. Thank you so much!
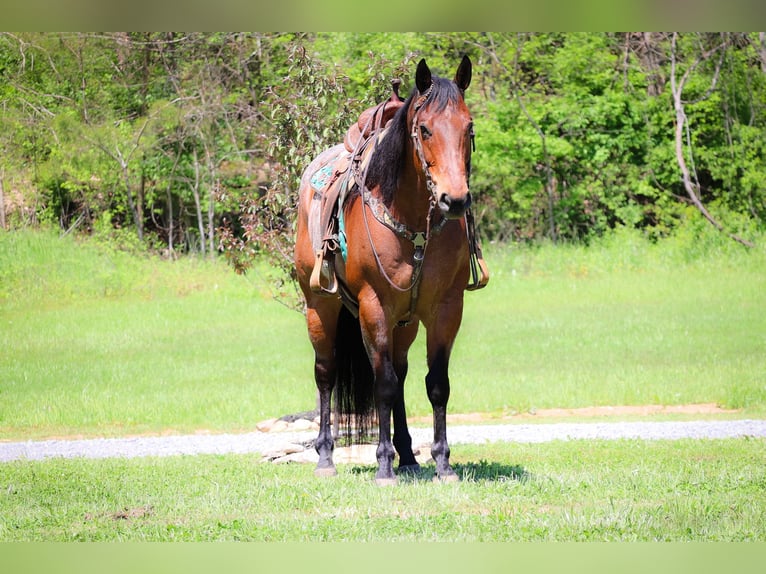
[
  {"left": 1, "top": 438, "right": 764, "bottom": 541},
  {"left": 1, "top": 226, "right": 765, "bottom": 440},
  {"left": 1, "top": 226, "right": 765, "bottom": 543},
  {"left": 453, "top": 229, "right": 766, "bottom": 415},
  {"left": 0, "top": 229, "right": 313, "bottom": 439}
]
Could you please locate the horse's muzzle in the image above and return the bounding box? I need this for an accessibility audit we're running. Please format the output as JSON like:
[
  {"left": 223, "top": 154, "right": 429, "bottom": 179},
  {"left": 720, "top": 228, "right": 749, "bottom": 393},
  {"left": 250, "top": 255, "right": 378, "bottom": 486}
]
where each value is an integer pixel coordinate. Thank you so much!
[{"left": 438, "top": 192, "right": 472, "bottom": 219}]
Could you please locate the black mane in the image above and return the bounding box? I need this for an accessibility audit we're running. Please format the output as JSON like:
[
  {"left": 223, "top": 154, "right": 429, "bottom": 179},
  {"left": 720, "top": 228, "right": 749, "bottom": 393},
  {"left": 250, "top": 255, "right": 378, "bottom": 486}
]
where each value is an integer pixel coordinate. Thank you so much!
[{"left": 364, "top": 75, "right": 465, "bottom": 204}]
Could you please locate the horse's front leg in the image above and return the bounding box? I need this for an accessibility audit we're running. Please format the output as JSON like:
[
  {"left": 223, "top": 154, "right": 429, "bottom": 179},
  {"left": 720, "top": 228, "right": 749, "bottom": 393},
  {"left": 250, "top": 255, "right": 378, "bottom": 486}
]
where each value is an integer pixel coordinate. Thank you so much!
[
  {"left": 359, "top": 300, "right": 399, "bottom": 486},
  {"left": 425, "top": 300, "right": 464, "bottom": 483},
  {"left": 392, "top": 322, "right": 421, "bottom": 473}
]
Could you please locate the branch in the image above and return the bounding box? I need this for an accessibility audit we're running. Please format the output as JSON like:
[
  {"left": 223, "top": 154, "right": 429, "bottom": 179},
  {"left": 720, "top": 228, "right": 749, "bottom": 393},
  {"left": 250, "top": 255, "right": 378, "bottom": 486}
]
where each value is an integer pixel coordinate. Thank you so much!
[
  {"left": 682, "top": 40, "right": 726, "bottom": 105},
  {"left": 670, "top": 33, "right": 754, "bottom": 248},
  {"left": 510, "top": 33, "right": 557, "bottom": 241}
]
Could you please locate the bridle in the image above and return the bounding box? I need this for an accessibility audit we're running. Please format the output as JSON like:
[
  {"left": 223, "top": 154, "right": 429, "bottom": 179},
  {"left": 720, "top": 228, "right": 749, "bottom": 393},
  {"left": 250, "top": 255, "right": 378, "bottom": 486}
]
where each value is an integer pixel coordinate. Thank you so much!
[
  {"left": 409, "top": 83, "right": 440, "bottom": 209},
  {"left": 354, "top": 82, "right": 474, "bottom": 326}
]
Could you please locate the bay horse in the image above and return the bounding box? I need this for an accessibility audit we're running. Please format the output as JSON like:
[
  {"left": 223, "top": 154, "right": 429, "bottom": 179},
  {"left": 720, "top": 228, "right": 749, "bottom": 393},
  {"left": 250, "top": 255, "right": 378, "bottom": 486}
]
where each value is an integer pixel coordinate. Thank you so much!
[{"left": 294, "top": 56, "right": 486, "bottom": 485}]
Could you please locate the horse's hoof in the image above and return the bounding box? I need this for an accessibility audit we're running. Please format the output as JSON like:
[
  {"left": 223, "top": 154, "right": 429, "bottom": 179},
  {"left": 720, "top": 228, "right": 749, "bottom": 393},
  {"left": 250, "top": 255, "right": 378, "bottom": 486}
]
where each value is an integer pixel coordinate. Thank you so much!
[
  {"left": 314, "top": 466, "right": 338, "bottom": 478},
  {"left": 375, "top": 477, "right": 398, "bottom": 487},
  {"left": 397, "top": 463, "right": 421, "bottom": 474},
  {"left": 433, "top": 473, "right": 459, "bottom": 484}
]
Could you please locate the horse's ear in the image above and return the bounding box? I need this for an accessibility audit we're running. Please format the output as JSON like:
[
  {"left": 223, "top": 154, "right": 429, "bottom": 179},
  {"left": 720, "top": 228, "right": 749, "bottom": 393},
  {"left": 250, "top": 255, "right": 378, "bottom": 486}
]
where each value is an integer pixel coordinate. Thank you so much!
[
  {"left": 416, "top": 58, "right": 432, "bottom": 94},
  {"left": 454, "top": 55, "right": 472, "bottom": 91}
]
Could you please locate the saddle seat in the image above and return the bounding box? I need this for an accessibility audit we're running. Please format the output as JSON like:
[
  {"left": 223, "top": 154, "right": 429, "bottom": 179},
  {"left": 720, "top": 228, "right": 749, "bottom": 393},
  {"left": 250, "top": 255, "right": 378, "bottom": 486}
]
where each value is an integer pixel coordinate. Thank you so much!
[{"left": 343, "top": 79, "right": 405, "bottom": 153}]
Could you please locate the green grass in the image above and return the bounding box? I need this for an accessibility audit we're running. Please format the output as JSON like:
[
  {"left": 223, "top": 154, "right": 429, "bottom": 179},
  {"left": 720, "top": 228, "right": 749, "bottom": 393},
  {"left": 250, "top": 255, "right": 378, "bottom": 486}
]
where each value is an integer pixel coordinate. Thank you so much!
[
  {"left": 0, "top": 229, "right": 314, "bottom": 439},
  {"left": 451, "top": 229, "right": 766, "bottom": 415},
  {"left": 1, "top": 225, "right": 765, "bottom": 440},
  {"left": 2, "top": 226, "right": 766, "bottom": 543},
  {"left": 1, "top": 438, "right": 764, "bottom": 541}
]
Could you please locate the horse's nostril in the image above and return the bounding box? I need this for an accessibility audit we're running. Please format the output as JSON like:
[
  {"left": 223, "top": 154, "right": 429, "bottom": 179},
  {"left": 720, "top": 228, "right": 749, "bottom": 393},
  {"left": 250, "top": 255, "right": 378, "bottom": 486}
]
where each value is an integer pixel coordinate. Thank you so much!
[{"left": 438, "top": 193, "right": 471, "bottom": 218}]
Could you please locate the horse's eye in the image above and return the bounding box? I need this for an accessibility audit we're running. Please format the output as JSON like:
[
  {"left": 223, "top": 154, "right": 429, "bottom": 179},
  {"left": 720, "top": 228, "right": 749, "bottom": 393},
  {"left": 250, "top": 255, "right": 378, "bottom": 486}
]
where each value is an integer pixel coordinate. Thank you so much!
[{"left": 419, "top": 124, "right": 432, "bottom": 139}]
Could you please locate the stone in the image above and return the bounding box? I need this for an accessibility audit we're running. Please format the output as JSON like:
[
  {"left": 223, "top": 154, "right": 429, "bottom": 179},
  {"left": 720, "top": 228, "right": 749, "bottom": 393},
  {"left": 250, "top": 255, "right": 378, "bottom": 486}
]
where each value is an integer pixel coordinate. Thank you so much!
[
  {"left": 270, "top": 420, "right": 289, "bottom": 432},
  {"left": 333, "top": 444, "right": 378, "bottom": 465},
  {"left": 255, "top": 418, "right": 277, "bottom": 432},
  {"left": 414, "top": 442, "right": 433, "bottom": 464},
  {"left": 272, "top": 450, "right": 319, "bottom": 465},
  {"left": 291, "top": 418, "right": 314, "bottom": 431}
]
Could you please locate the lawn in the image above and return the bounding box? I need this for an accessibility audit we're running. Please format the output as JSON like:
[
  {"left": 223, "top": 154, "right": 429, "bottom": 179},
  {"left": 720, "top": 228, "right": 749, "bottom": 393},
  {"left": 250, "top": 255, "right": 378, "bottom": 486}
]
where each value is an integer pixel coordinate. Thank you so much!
[
  {"left": 1, "top": 227, "right": 765, "bottom": 544},
  {"left": 0, "top": 438, "right": 764, "bottom": 541},
  {"left": 1, "top": 227, "right": 765, "bottom": 439}
]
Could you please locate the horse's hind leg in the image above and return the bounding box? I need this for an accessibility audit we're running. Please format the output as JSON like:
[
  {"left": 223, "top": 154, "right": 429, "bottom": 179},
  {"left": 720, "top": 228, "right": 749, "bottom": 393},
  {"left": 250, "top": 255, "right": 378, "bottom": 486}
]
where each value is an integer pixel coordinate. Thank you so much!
[
  {"left": 306, "top": 302, "right": 341, "bottom": 477},
  {"left": 392, "top": 323, "right": 420, "bottom": 473}
]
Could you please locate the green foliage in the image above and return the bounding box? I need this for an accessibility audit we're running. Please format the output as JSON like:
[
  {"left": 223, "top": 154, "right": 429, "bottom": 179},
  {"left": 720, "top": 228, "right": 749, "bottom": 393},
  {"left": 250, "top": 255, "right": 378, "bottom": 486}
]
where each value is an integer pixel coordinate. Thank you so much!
[
  {"left": 1, "top": 33, "right": 763, "bottom": 257},
  {"left": 467, "top": 32, "right": 766, "bottom": 243}
]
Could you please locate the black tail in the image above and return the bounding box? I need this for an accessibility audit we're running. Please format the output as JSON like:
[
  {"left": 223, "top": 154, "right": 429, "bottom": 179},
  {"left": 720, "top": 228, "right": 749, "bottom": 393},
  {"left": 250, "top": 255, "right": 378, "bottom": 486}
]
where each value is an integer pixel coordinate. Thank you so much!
[{"left": 334, "top": 305, "right": 377, "bottom": 445}]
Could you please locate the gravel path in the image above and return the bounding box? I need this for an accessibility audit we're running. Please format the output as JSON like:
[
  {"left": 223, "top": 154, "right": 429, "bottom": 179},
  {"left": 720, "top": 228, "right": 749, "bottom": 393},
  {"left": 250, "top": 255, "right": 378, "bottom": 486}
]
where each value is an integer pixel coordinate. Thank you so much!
[{"left": 1, "top": 419, "right": 765, "bottom": 463}]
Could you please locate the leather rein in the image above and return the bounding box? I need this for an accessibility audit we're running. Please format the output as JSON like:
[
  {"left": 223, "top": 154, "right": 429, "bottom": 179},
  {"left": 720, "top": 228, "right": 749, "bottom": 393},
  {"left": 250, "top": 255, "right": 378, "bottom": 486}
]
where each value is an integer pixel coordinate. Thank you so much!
[{"left": 352, "top": 84, "right": 471, "bottom": 327}]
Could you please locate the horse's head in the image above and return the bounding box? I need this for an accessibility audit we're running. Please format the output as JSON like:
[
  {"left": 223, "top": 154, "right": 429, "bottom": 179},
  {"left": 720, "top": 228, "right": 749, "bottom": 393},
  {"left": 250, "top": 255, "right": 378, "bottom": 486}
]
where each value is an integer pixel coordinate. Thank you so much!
[{"left": 410, "top": 56, "right": 473, "bottom": 219}]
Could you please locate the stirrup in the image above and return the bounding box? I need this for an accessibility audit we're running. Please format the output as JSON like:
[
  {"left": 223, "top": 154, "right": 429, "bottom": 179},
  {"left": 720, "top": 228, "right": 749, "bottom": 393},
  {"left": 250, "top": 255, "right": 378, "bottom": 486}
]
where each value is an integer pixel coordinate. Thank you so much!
[
  {"left": 310, "top": 250, "right": 339, "bottom": 295},
  {"left": 464, "top": 207, "right": 489, "bottom": 291},
  {"left": 467, "top": 253, "right": 490, "bottom": 291}
]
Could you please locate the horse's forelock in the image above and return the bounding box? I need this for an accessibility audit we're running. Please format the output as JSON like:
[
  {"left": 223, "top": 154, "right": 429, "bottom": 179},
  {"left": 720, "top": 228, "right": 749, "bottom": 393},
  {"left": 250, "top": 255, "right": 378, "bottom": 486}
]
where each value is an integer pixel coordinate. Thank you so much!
[{"left": 424, "top": 75, "right": 464, "bottom": 112}]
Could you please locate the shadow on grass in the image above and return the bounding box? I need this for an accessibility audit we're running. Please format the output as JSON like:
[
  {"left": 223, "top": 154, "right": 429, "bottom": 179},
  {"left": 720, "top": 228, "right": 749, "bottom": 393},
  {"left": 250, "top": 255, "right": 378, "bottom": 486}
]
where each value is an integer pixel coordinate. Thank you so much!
[{"left": 349, "top": 459, "right": 529, "bottom": 483}]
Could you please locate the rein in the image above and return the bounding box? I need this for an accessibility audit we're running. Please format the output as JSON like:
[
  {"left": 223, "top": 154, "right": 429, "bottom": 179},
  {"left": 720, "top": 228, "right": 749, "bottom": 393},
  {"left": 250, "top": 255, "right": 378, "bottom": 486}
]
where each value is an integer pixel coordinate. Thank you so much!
[{"left": 353, "top": 82, "right": 463, "bottom": 327}]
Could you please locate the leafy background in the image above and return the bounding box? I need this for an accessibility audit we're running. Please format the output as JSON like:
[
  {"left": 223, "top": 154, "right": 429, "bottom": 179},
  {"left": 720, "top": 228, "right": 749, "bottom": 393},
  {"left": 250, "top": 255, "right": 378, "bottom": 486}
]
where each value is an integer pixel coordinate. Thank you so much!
[{"left": 1, "top": 33, "right": 764, "bottom": 272}]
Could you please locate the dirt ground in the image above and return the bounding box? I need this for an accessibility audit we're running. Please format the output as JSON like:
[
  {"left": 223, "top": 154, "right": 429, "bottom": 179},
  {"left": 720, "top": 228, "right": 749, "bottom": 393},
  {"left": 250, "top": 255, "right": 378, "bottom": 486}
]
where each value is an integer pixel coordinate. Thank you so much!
[{"left": 409, "top": 403, "right": 740, "bottom": 424}]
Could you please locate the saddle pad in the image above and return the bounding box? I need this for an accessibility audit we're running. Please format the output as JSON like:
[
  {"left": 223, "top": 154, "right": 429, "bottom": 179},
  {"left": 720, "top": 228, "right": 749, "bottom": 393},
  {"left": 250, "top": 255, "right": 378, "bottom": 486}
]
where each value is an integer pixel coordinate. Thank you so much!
[
  {"left": 310, "top": 163, "right": 336, "bottom": 192},
  {"left": 309, "top": 149, "right": 350, "bottom": 192}
]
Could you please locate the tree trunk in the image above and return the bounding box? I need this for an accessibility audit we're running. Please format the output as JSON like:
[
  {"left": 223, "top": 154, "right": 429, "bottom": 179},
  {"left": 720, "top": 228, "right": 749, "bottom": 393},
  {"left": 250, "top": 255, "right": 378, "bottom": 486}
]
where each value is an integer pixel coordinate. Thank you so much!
[
  {"left": 670, "top": 33, "right": 754, "bottom": 248},
  {"left": 0, "top": 171, "right": 6, "bottom": 230},
  {"left": 191, "top": 148, "right": 206, "bottom": 255},
  {"left": 166, "top": 186, "right": 174, "bottom": 254},
  {"left": 119, "top": 158, "right": 143, "bottom": 241},
  {"left": 208, "top": 177, "right": 217, "bottom": 257},
  {"left": 137, "top": 171, "right": 145, "bottom": 238},
  {"left": 204, "top": 144, "right": 217, "bottom": 257}
]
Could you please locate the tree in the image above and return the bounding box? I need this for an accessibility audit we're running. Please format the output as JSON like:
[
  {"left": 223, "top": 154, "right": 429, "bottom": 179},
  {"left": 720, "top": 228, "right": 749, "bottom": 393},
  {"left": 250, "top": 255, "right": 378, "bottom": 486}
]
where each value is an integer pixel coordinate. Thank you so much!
[
  {"left": 1, "top": 33, "right": 762, "bottom": 252},
  {"left": 669, "top": 33, "right": 755, "bottom": 247}
]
